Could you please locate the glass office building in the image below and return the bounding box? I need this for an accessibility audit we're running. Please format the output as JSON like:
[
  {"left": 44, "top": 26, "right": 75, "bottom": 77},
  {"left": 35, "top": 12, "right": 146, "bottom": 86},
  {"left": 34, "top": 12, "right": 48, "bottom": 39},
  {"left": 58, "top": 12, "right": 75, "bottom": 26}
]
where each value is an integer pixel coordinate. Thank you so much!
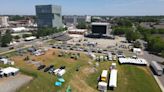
[{"left": 35, "top": 5, "right": 62, "bottom": 28}]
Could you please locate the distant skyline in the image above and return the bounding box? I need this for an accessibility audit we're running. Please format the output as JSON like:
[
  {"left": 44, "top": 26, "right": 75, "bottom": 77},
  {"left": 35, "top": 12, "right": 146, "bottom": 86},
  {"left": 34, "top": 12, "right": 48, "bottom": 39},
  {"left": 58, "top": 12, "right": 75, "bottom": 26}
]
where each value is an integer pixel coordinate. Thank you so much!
[{"left": 0, "top": 0, "right": 164, "bottom": 16}]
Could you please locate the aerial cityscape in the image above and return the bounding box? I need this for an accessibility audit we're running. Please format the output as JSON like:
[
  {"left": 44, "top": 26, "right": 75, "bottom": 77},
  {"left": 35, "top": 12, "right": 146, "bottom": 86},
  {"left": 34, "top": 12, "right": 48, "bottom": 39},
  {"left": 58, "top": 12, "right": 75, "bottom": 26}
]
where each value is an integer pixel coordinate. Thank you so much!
[{"left": 0, "top": 0, "right": 164, "bottom": 92}]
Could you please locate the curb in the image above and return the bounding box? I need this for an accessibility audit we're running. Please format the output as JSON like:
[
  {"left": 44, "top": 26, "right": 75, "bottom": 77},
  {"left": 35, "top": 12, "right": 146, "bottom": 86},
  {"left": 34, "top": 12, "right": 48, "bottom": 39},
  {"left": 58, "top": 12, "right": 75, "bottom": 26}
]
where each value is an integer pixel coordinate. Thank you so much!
[{"left": 153, "top": 75, "right": 164, "bottom": 92}]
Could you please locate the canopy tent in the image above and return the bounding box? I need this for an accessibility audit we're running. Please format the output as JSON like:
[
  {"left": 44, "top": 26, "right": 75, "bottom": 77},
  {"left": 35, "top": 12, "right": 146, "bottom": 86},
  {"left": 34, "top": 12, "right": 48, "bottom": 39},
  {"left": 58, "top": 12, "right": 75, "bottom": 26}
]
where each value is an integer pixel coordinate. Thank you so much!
[
  {"left": 58, "top": 78, "right": 65, "bottom": 83},
  {"left": 119, "top": 58, "right": 147, "bottom": 65},
  {"left": 54, "top": 81, "right": 62, "bottom": 87},
  {"left": 66, "top": 85, "right": 72, "bottom": 92}
]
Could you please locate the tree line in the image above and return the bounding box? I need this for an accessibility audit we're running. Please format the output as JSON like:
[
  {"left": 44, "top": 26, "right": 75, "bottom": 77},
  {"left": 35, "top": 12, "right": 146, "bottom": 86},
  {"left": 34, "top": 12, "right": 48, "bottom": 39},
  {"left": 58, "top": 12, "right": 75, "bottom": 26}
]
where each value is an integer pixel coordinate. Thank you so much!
[
  {"left": 33, "top": 27, "right": 66, "bottom": 38},
  {"left": 112, "top": 18, "right": 164, "bottom": 57},
  {"left": 0, "top": 27, "right": 66, "bottom": 47}
]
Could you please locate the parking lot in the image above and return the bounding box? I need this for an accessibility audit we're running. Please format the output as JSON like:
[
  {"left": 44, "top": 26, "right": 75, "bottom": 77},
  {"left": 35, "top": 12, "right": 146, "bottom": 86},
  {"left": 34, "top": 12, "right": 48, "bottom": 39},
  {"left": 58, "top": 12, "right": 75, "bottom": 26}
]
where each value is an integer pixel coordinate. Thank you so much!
[
  {"left": 85, "top": 36, "right": 129, "bottom": 48},
  {"left": 0, "top": 74, "right": 33, "bottom": 92},
  {"left": 51, "top": 36, "right": 131, "bottom": 55}
]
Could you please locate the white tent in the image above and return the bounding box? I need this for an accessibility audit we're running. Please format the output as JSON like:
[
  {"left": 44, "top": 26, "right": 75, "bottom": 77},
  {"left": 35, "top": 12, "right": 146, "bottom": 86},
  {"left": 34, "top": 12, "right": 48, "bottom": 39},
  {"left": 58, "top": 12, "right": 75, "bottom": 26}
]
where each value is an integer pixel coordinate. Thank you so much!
[
  {"left": 0, "top": 58, "right": 9, "bottom": 64},
  {"left": 0, "top": 67, "right": 19, "bottom": 77},
  {"left": 11, "top": 27, "right": 28, "bottom": 33},
  {"left": 53, "top": 69, "right": 61, "bottom": 75},
  {"left": 24, "top": 36, "right": 36, "bottom": 41},
  {"left": 119, "top": 58, "right": 147, "bottom": 65},
  {"left": 133, "top": 48, "right": 142, "bottom": 55},
  {"left": 109, "top": 69, "right": 117, "bottom": 88},
  {"left": 0, "top": 58, "right": 14, "bottom": 65},
  {"left": 57, "top": 69, "right": 66, "bottom": 76}
]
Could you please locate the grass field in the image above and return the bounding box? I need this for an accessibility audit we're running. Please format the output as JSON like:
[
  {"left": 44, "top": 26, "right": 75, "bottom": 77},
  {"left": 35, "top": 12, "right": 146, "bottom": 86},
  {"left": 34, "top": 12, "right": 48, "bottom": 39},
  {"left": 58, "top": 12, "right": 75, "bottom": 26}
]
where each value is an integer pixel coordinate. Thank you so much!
[
  {"left": 1, "top": 48, "right": 161, "bottom": 92},
  {"left": 153, "top": 34, "right": 164, "bottom": 40}
]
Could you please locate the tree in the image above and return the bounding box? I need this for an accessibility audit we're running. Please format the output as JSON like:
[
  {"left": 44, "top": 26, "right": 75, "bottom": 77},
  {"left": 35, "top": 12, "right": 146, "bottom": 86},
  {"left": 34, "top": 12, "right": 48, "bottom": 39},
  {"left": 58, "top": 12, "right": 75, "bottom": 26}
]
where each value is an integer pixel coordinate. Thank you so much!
[
  {"left": 35, "top": 27, "right": 65, "bottom": 38},
  {"left": 13, "top": 35, "right": 20, "bottom": 40},
  {"left": 112, "top": 27, "right": 132, "bottom": 35},
  {"left": 9, "top": 15, "right": 24, "bottom": 21},
  {"left": 147, "top": 36, "right": 164, "bottom": 54},
  {"left": 116, "top": 19, "right": 132, "bottom": 27},
  {"left": 76, "top": 22, "right": 87, "bottom": 29},
  {"left": 1, "top": 30, "right": 12, "bottom": 47},
  {"left": 134, "top": 41, "right": 141, "bottom": 48},
  {"left": 22, "top": 34, "right": 32, "bottom": 38},
  {"left": 161, "top": 50, "right": 164, "bottom": 57},
  {"left": 126, "top": 31, "right": 141, "bottom": 42}
]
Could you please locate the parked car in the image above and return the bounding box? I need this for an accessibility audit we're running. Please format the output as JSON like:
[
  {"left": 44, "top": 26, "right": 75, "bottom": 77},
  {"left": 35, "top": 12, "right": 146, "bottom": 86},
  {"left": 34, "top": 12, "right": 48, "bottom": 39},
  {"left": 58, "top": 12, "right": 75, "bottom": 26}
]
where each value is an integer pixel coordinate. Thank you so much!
[
  {"left": 37, "top": 65, "right": 46, "bottom": 70},
  {"left": 48, "top": 67, "right": 55, "bottom": 74},
  {"left": 44, "top": 65, "right": 54, "bottom": 72},
  {"left": 9, "top": 46, "right": 14, "bottom": 50},
  {"left": 59, "top": 66, "right": 66, "bottom": 69}
]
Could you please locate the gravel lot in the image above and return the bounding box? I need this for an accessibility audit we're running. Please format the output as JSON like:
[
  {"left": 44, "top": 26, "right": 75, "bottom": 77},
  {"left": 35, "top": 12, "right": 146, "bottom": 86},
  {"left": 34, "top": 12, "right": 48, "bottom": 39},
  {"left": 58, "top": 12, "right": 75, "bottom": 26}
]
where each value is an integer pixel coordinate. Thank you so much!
[
  {"left": 67, "top": 36, "right": 130, "bottom": 49},
  {"left": 0, "top": 74, "right": 33, "bottom": 92},
  {"left": 85, "top": 36, "right": 129, "bottom": 48}
]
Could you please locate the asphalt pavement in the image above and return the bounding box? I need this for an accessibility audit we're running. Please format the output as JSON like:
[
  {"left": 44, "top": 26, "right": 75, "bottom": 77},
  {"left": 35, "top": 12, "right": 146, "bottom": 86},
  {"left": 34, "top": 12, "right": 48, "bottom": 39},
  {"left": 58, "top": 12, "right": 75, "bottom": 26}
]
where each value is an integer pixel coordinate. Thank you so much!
[{"left": 142, "top": 51, "right": 164, "bottom": 92}]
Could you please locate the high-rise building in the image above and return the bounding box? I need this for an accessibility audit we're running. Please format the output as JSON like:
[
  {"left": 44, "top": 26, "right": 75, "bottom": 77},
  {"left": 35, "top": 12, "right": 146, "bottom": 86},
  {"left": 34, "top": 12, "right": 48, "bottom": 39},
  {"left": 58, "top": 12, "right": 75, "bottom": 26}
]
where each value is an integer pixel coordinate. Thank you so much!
[
  {"left": 35, "top": 5, "right": 62, "bottom": 28},
  {"left": 0, "top": 16, "right": 9, "bottom": 27}
]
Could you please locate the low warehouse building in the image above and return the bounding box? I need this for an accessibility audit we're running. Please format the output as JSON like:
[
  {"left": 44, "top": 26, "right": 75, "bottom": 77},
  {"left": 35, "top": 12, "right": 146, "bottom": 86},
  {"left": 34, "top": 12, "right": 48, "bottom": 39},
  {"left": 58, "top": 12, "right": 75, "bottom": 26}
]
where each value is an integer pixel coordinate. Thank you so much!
[{"left": 0, "top": 67, "right": 19, "bottom": 77}]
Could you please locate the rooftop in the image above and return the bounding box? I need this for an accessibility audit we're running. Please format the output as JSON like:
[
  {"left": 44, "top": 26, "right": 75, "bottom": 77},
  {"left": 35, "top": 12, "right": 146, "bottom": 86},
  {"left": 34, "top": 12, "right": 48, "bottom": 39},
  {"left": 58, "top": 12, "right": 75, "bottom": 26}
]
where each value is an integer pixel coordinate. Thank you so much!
[{"left": 91, "top": 22, "right": 109, "bottom": 26}]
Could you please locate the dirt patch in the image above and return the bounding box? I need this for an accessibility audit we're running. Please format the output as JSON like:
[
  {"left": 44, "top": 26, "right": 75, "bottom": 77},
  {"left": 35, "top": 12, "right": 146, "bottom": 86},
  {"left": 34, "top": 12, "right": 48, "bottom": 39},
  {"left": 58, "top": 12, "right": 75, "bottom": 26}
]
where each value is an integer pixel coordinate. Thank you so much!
[
  {"left": 11, "top": 49, "right": 77, "bottom": 67},
  {"left": 82, "top": 67, "right": 96, "bottom": 75},
  {"left": 69, "top": 75, "right": 97, "bottom": 92},
  {"left": 0, "top": 74, "right": 33, "bottom": 92}
]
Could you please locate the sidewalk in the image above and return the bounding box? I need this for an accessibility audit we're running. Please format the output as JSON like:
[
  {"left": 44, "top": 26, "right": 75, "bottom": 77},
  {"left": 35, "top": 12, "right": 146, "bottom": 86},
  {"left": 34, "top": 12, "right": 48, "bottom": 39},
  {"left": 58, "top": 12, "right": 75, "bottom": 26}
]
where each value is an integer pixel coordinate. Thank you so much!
[
  {"left": 154, "top": 75, "right": 164, "bottom": 92},
  {"left": 0, "top": 45, "right": 31, "bottom": 55}
]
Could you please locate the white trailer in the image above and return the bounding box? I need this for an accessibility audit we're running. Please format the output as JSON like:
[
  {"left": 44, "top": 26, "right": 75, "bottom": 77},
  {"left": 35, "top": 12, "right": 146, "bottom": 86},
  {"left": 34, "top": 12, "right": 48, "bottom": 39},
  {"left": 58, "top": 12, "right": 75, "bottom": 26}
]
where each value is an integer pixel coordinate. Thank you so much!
[
  {"left": 150, "top": 61, "right": 163, "bottom": 76},
  {"left": 109, "top": 69, "right": 117, "bottom": 88},
  {"left": 98, "top": 82, "right": 107, "bottom": 92},
  {"left": 111, "top": 63, "right": 116, "bottom": 69},
  {"left": 107, "top": 52, "right": 113, "bottom": 61},
  {"left": 101, "top": 70, "right": 108, "bottom": 81},
  {"left": 113, "top": 55, "right": 117, "bottom": 61}
]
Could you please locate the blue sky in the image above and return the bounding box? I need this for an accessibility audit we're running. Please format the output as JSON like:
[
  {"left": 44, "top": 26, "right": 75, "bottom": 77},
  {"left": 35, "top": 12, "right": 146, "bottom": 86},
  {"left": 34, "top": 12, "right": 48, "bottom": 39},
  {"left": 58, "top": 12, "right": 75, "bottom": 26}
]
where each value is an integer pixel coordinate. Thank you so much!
[{"left": 0, "top": 0, "right": 164, "bottom": 16}]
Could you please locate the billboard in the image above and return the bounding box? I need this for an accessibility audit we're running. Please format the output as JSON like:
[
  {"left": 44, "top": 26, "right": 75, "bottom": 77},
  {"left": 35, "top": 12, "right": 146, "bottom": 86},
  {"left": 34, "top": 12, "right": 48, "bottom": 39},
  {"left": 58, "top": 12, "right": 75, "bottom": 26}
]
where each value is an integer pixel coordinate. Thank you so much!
[{"left": 92, "top": 25, "right": 107, "bottom": 34}]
